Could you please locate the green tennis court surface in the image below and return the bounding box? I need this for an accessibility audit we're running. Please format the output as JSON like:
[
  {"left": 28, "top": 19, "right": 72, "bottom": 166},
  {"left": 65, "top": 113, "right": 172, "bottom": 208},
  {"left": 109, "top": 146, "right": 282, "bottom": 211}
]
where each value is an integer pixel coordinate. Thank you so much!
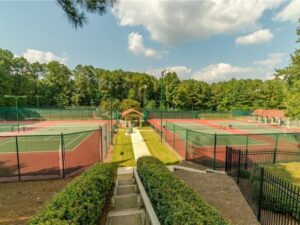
[
  {"left": 0, "top": 131, "right": 93, "bottom": 153},
  {"left": 211, "top": 121, "right": 284, "bottom": 133},
  {"left": 23, "top": 124, "right": 100, "bottom": 135},
  {"left": 165, "top": 122, "right": 265, "bottom": 147}
]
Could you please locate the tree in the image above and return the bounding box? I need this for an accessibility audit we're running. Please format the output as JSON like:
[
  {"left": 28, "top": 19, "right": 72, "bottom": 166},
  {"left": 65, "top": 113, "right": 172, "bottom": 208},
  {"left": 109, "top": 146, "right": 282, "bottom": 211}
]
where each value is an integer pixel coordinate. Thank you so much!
[
  {"left": 42, "top": 61, "right": 73, "bottom": 106},
  {"left": 276, "top": 19, "right": 300, "bottom": 118},
  {"left": 120, "top": 99, "right": 141, "bottom": 111},
  {"left": 57, "top": 0, "right": 114, "bottom": 28}
]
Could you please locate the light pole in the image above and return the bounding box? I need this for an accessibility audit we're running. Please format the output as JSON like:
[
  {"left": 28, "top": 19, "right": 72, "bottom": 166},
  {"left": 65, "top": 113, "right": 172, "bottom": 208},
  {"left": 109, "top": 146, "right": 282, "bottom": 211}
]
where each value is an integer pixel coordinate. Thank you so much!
[
  {"left": 4, "top": 95, "right": 27, "bottom": 132},
  {"left": 160, "top": 70, "right": 167, "bottom": 142},
  {"left": 109, "top": 82, "right": 113, "bottom": 145},
  {"left": 36, "top": 95, "right": 42, "bottom": 108}
]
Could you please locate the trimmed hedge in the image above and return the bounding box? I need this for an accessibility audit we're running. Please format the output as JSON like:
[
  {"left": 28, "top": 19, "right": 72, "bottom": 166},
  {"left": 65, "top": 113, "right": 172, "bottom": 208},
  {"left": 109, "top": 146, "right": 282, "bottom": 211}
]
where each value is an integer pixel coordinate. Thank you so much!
[
  {"left": 29, "top": 163, "right": 117, "bottom": 225},
  {"left": 137, "top": 156, "right": 231, "bottom": 225}
]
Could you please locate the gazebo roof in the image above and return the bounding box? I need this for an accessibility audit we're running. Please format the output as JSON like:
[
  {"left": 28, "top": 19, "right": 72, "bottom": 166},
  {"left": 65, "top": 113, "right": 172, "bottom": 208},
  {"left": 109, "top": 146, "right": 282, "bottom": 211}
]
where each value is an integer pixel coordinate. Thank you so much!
[
  {"left": 252, "top": 109, "right": 286, "bottom": 118},
  {"left": 121, "top": 108, "right": 144, "bottom": 117}
]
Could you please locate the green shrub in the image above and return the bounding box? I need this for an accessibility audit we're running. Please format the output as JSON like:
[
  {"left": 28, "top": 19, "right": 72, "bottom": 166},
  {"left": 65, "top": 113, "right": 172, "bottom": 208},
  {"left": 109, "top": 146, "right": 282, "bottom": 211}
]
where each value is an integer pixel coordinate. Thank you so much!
[
  {"left": 29, "top": 163, "right": 117, "bottom": 225},
  {"left": 137, "top": 156, "right": 231, "bottom": 225}
]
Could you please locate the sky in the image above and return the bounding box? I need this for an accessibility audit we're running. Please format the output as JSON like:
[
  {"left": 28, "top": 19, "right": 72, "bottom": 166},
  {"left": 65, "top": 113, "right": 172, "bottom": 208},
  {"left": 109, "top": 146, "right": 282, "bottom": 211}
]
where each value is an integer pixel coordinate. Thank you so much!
[{"left": 0, "top": 0, "right": 300, "bottom": 82}]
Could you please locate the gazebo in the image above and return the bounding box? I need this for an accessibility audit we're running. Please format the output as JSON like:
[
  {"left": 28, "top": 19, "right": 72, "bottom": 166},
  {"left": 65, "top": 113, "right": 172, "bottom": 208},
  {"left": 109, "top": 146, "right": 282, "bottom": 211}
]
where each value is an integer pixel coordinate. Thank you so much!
[{"left": 120, "top": 108, "right": 144, "bottom": 128}]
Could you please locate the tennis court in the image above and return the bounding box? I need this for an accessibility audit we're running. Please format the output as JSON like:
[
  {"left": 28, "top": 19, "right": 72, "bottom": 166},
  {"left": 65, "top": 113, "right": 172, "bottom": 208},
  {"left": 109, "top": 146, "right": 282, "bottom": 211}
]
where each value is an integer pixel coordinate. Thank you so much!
[
  {"left": 148, "top": 118, "right": 300, "bottom": 169},
  {"left": 0, "top": 120, "right": 112, "bottom": 181}
]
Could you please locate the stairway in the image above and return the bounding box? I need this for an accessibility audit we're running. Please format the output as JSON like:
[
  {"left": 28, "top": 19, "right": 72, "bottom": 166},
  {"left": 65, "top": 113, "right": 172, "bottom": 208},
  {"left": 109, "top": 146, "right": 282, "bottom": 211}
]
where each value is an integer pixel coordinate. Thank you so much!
[{"left": 106, "top": 171, "right": 145, "bottom": 225}]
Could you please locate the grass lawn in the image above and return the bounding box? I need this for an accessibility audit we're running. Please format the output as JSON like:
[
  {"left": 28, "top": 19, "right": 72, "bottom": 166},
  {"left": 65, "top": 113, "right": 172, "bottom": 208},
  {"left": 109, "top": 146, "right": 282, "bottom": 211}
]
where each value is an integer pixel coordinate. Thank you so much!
[
  {"left": 265, "top": 162, "right": 300, "bottom": 187},
  {"left": 140, "top": 129, "right": 180, "bottom": 165},
  {"left": 111, "top": 129, "right": 135, "bottom": 167}
]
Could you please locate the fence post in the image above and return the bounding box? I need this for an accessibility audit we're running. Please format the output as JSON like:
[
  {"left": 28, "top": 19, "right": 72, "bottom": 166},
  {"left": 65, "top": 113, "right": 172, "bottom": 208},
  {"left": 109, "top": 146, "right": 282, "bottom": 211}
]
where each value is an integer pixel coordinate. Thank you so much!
[
  {"left": 15, "top": 136, "right": 21, "bottom": 181},
  {"left": 98, "top": 127, "right": 102, "bottom": 162},
  {"left": 173, "top": 124, "right": 175, "bottom": 148},
  {"left": 185, "top": 129, "right": 188, "bottom": 160},
  {"left": 237, "top": 150, "right": 241, "bottom": 184},
  {"left": 257, "top": 167, "right": 264, "bottom": 221},
  {"left": 213, "top": 133, "right": 217, "bottom": 170},
  {"left": 225, "top": 146, "right": 228, "bottom": 172},
  {"left": 60, "top": 133, "right": 65, "bottom": 178},
  {"left": 273, "top": 133, "right": 279, "bottom": 164},
  {"left": 245, "top": 135, "right": 249, "bottom": 170}
]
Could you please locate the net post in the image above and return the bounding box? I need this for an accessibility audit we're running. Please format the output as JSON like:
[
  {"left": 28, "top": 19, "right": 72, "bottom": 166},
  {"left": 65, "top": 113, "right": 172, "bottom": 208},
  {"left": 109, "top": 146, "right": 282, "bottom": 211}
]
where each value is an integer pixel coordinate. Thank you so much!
[
  {"left": 273, "top": 133, "right": 279, "bottom": 164},
  {"left": 59, "top": 133, "right": 65, "bottom": 178},
  {"left": 15, "top": 136, "right": 21, "bottom": 181},
  {"left": 213, "top": 133, "right": 217, "bottom": 170}
]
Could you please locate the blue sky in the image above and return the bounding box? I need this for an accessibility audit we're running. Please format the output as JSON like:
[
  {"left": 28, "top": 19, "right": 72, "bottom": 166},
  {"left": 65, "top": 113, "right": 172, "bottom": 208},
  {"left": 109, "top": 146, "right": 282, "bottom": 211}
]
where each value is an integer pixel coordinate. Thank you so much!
[{"left": 0, "top": 0, "right": 300, "bottom": 82}]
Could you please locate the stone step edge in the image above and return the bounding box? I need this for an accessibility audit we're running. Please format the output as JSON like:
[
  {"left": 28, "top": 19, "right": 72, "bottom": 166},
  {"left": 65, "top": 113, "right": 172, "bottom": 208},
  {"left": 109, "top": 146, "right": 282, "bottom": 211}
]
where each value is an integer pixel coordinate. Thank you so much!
[{"left": 107, "top": 208, "right": 145, "bottom": 218}]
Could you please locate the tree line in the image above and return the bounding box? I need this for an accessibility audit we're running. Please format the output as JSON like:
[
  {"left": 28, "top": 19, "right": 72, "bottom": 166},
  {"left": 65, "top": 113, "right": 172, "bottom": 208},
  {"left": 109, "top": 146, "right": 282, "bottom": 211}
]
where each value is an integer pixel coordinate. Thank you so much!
[{"left": 0, "top": 21, "right": 299, "bottom": 118}]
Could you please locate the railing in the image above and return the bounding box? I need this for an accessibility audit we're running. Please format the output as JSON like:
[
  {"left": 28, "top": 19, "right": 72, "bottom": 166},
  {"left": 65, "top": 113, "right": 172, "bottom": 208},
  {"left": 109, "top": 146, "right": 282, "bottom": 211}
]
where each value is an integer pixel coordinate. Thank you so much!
[
  {"left": 134, "top": 169, "right": 160, "bottom": 225},
  {"left": 225, "top": 146, "right": 300, "bottom": 225}
]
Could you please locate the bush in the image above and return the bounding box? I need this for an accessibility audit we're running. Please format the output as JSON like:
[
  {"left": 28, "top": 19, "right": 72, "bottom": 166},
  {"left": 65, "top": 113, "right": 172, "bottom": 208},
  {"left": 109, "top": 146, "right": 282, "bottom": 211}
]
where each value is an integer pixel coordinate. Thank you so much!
[
  {"left": 29, "top": 163, "right": 117, "bottom": 225},
  {"left": 137, "top": 156, "right": 231, "bottom": 225}
]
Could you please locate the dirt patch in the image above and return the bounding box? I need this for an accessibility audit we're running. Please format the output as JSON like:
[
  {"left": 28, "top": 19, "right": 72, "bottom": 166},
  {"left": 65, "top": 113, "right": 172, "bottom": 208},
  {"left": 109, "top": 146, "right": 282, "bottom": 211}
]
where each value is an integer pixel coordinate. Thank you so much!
[
  {"left": 174, "top": 170, "right": 260, "bottom": 225},
  {"left": 0, "top": 178, "right": 72, "bottom": 225}
]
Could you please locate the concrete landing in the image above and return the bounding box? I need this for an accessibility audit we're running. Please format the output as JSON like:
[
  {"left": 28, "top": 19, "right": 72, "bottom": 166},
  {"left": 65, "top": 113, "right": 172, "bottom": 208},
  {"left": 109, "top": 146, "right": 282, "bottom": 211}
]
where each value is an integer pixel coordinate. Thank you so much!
[{"left": 130, "top": 128, "right": 151, "bottom": 161}]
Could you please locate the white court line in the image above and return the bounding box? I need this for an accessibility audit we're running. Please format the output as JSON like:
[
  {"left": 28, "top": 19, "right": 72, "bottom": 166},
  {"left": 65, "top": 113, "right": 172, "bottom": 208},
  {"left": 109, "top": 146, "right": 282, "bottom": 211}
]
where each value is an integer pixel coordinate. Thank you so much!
[
  {"left": 0, "top": 138, "right": 15, "bottom": 146},
  {"left": 64, "top": 132, "right": 88, "bottom": 149}
]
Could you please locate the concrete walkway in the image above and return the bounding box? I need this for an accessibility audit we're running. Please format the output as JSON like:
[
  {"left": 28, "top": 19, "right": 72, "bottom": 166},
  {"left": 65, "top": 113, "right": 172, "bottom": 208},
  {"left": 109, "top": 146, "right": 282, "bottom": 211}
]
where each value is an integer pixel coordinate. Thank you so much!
[{"left": 130, "top": 128, "right": 151, "bottom": 161}]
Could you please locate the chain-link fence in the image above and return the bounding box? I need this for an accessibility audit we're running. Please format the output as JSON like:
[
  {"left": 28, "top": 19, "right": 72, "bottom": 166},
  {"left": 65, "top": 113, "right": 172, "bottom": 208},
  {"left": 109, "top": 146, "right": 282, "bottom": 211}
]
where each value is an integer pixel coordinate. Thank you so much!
[
  {"left": 0, "top": 107, "right": 118, "bottom": 121},
  {"left": 144, "top": 110, "right": 251, "bottom": 120},
  {"left": 149, "top": 120, "right": 300, "bottom": 170},
  {"left": 0, "top": 125, "right": 111, "bottom": 182}
]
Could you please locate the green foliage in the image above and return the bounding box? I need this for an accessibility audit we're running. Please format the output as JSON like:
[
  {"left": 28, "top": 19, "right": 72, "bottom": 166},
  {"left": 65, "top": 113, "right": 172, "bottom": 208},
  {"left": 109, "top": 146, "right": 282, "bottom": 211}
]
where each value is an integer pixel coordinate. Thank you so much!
[
  {"left": 120, "top": 98, "right": 141, "bottom": 111},
  {"left": 137, "top": 156, "right": 230, "bottom": 225},
  {"left": 57, "top": 0, "right": 112, "bottom": 28},
  {"left": 29, "top": 163, "right": 117, "bottom": 225},
  {"left": 0, "top": 46, "right": 295, "bottom": 113}
]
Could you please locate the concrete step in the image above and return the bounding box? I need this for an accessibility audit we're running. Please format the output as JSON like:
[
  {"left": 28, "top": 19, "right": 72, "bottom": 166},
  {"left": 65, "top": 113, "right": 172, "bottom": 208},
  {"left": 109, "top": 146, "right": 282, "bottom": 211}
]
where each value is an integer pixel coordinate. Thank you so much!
[
  {"left": 117, "top": 177, "right": 135, "bottom": 186},
  {"left": 115, "top": 184, "right": 138, "bottom": 195},
  {"left": 112, "top": 193, "right": 142, "bottom": 210},
  {"left": 117, "top": 173, "right": 133, "bottom": 182},
  {"left": 107, "top": 208, "right": 145, "bottom": 225}
]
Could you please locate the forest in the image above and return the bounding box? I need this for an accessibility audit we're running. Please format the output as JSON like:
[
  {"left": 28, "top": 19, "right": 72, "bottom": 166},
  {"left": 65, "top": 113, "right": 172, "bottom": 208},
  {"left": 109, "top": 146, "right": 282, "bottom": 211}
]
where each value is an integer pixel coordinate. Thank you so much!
[{"left": 0, "top": 21, "right": 299, "bottom": 118}]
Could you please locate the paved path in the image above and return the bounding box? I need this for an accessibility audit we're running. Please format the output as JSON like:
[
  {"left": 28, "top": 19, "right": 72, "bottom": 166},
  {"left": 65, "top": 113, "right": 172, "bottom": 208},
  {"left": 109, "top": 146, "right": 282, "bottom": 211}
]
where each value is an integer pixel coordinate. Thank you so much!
[{"left": 130, "top": 128, "right": 151, "bottom": 161}]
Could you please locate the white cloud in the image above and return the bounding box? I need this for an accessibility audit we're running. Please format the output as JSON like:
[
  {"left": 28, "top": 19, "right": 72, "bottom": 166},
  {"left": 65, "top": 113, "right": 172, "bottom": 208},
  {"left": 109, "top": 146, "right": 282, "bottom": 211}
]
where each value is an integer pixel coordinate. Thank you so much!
[
  {"left": 192, "top": 63, "right": 252, "bottom": 82},
  {"left": 113, "top": 0, "right": 284, "bottom": 45},
  {"left": 22, "top": 49, "right": 67, "bottom": 64},
  {"left": 147, "top": 66, "right": 192, "bottom": 79},
  {"left": 235, "top": 29, "right": 274, "bottom": 45},
  {"left": 128, "top": 32, "right": 162, "bottom": 58},
  {"left": 274, "top": 0, "right": 300, "bottom": 22},
  {"left": 254, "top": 53, "right": 287, "bottom": 68},
  {"left": 190, "top": 53, "right": 287, "bottom": 82}
]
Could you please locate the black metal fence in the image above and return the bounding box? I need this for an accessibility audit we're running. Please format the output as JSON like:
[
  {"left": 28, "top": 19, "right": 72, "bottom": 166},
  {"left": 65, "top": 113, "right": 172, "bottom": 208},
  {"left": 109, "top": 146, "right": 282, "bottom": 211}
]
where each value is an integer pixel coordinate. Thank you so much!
[{"left": 225, "top": 147, "right": 300, "bottom": 225}]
